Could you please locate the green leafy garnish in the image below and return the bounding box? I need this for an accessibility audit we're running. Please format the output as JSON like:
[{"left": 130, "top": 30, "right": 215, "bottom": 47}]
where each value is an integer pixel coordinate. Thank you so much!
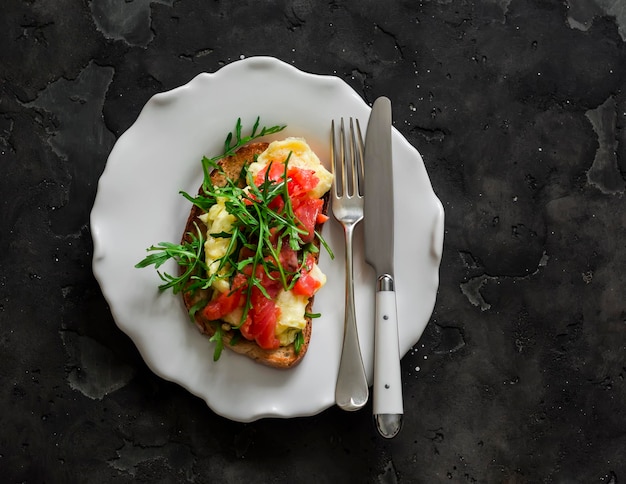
[{"left": 136, "top": 117, "right": 333, "bottom": 359}]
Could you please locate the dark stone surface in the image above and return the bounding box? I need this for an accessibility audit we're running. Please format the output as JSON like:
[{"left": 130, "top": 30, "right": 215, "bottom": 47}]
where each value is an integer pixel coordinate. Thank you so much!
[{"left": 1, "top": 0, "right": 625, "bottom": 482}]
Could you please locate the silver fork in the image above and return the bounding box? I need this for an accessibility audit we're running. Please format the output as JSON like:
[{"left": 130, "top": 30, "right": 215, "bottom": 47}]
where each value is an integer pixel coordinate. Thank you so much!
[{"left": 331, "top": 118, "right": 369, "bottom": 411}]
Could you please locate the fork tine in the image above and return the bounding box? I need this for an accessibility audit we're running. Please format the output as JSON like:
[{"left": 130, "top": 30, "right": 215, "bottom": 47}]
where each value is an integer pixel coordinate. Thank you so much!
[
  {"left": 347, "top": 118, "right": 355, "bottom": 197},
  {"left": 354, "top": 119, "right": 365, "bottom": 196},
  {"left": 330, "top": 119, "right": 338, "bottom": 196},
  {"left": 340, "top": 118, "right": 347, "bottom": 197},
  {"left": 348, "top": 118, "right": 363, "bottom": 198}
]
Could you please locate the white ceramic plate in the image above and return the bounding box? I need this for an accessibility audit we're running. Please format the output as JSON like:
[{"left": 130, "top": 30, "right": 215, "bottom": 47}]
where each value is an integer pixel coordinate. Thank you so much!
[{"left": 91, "top": 57, "right": 444, "bottom": 422}]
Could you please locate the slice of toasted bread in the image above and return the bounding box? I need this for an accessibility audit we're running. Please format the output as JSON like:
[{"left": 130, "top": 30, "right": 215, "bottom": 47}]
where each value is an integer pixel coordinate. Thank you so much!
[{"left": 180, "top": 142, "right": 329, "bottom": 368}]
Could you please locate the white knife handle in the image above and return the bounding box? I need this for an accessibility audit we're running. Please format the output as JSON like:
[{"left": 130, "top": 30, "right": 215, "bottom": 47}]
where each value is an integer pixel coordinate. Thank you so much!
[{"left": 373, "top": 274, "right": 403, "bottom": 438}]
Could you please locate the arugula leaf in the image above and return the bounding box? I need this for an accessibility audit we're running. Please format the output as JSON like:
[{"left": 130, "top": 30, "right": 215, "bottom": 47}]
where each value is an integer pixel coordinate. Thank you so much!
[
  {"left": 135, "top": 222, "right": 209, "bottom": 294},
  {"left": 209, "top": 324, "right": 224, "bottom": 361},
  {"left": 294, "top": 331, "right": 304, "bottom": 355}
]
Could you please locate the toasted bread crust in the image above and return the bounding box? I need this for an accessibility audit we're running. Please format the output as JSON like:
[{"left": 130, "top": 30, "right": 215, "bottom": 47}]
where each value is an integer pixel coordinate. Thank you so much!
[{"left": 180, "top": 142, "right": 328, "bottom": 368}]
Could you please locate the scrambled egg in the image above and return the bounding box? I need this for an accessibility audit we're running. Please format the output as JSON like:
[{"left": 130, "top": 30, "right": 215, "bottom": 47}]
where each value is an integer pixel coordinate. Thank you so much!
[
  {"left": 198, "top": 198, "right": 235, "bottom": 294},
  {"left": 275, "top": 290, "right": 310, "bottom": 346},
  {"left": 248, "top": 137, "right": 333, "bottom": 199},
  {"left": 275, "top": 263, "right": 327, "bottom": 344}
]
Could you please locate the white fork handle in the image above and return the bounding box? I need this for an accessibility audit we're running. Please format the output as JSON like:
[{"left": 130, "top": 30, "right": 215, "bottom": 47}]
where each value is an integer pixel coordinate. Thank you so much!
[{"left": 373, "top": 275, "right": 403, "bottom": 438}]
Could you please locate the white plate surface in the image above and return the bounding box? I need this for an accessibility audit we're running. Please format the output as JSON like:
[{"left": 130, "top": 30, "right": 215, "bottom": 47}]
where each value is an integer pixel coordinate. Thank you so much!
[{"left": 91, "top": 56, "right": 444, "bottom": 422}]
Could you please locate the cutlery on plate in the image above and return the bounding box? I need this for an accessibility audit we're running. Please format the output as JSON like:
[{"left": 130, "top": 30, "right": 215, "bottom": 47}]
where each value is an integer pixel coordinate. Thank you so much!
[
  {"left": 331, "top": 118, "right": 369, "bottom": 412},
  {"left": 363, "top": 97, "right": 403, "bottom": 438}
]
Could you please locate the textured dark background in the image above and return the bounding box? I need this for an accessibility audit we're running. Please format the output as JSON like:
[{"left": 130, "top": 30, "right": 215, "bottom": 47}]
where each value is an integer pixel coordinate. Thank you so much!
[{"left": 1, "top": 0, "right": 625, "bottom": 482}]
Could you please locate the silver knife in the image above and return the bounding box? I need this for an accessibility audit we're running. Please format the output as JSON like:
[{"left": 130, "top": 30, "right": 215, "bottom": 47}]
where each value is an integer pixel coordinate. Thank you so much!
[{"left": 363, "top": 96, "right": 403, "bottom": 438}]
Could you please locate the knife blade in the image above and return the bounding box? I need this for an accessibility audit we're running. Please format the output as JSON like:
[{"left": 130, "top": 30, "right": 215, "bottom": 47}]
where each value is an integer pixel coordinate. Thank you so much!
[{"left": 363, "top": 96, "right": 403, "bottom": 439}]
